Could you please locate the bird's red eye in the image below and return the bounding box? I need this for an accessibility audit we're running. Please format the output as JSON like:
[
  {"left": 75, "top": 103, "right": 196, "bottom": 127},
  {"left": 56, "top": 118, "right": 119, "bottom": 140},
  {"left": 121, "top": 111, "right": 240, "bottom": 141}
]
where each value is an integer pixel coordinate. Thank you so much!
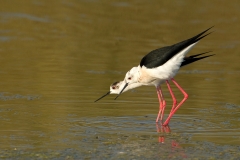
[
  {"left": 128, "top": 77, "right": 131, "bottom": 80},
  {"left": 112, "top": 86, "right": 116, "bottom": 89}
]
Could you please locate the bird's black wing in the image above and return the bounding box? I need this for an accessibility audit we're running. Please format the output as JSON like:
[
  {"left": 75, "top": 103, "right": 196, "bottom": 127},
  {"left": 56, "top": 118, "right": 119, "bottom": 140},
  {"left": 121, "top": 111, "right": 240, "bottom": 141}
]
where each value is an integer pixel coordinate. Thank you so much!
[
  {"left": 180, "top": 51, "right": 214, "bottom": 67},
  {"left": 140, "top": 27, "right": 213, "bottom": 68}
]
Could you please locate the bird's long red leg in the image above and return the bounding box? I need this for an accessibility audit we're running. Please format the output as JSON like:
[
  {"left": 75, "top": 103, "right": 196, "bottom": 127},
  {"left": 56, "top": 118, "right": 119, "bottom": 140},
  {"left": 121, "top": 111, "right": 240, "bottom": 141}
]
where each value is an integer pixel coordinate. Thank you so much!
[
  {"left": 163, "top": 78, "right": 188, "bottom": 126},
  {"left": 156, "top": 86, "right": 163, "bottom": 123},
  {"left": 156, "top": 86, "right": 166, "bottom": 123},
  {"left": 166, "top": 80, "right": 177, "bottom": 113},
  {"left": 160, "top": 89, "right": 166, "bottom": 122}
]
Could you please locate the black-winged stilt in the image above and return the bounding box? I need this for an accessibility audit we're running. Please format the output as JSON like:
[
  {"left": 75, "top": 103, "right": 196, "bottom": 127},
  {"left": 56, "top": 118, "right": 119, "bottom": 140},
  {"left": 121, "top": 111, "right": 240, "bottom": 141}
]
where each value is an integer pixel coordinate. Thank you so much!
[
  {"left": 95, "top": 27, "right": 214, "bottom": 126},
  {"left": 95, "top": 51, "right": 213, "bottom": 101}
]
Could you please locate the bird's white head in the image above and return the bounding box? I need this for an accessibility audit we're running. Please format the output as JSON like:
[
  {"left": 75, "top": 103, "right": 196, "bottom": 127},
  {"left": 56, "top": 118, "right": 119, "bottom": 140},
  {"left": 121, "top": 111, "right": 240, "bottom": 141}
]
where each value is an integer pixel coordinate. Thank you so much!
[
  {"left": 95, "top": 81, "right": 124, "bottom": 102},
  {"left": 124, "top": 66, "right": 139, "bottom": 85},
  {"left": 114, "top": 66, "right": 140, "bottom": 100},
  {"left": 109, "top": 81, "right": 124, "bottom": 94},
  {"left": 110, "top": 80, "right": 142, "bottom": 94},
  {"left": 95, "top": 80, "right": 142, "bottom": 102}
]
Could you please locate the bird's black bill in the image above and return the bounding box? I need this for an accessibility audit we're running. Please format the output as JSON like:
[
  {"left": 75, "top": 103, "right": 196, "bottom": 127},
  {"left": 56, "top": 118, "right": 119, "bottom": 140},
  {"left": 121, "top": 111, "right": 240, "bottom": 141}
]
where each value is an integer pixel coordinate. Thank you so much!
[
  {"left": 114, "top": 83, "right": 128, "bottom": 100},
  {"left": 94, "top": 91, "right": 111, "bottom": 102}
]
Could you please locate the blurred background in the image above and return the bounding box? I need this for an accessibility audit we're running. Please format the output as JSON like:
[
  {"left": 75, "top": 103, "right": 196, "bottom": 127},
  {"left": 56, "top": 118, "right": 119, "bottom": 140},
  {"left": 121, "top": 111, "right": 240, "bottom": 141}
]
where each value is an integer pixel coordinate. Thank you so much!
[{"left": 0, "top": 0, "right": 239, "bottom": 159}]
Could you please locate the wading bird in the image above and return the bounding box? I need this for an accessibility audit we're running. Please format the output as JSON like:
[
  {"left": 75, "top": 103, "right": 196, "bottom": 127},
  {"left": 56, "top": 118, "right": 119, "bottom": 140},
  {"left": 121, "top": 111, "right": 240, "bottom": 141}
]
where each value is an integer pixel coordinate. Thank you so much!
[{"left": 95, "top": 27, "right": 214, "bottom": 126}]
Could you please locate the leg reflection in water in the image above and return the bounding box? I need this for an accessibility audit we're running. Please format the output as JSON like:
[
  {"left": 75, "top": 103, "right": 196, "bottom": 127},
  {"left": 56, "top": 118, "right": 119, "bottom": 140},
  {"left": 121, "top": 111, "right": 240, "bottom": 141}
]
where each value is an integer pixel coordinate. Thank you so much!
[
  {"left": 156, "top": 123, "right": 170, "bottom": 143},
  {"left": 156, "top": 123, "right": 187, "bottom": 158}
]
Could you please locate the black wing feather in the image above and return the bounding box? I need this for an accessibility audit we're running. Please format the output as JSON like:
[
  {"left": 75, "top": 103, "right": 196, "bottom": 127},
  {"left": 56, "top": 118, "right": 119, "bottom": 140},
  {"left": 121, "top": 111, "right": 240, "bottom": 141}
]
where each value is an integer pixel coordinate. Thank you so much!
[
  {"left": 140, "top": 27, "right": 213, "bottom": 68},
  {"left": 180, "top": 51, "right": 214, "bottom": 67}
]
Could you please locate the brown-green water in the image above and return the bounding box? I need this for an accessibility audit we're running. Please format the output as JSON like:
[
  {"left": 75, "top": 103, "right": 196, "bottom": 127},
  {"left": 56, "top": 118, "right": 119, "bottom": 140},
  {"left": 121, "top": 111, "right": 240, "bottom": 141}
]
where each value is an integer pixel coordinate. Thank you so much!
[{"left": 0, "top": 0, "right": 239, "bottom": 159}]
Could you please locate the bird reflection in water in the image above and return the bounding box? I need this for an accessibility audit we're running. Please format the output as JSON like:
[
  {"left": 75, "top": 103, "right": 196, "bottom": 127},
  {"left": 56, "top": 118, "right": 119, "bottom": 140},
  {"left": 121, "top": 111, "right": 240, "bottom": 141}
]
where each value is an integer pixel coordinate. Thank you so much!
[{"left": 156, "top": 124, "right": 187, "bottom": 158}]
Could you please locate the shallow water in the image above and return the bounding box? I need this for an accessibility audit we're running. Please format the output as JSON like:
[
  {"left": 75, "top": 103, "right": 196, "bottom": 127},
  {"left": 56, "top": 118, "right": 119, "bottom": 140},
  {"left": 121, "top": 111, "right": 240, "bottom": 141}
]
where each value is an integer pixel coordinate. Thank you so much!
[{"left": 0, "top": 0, "right": 240, "bottom": 159}]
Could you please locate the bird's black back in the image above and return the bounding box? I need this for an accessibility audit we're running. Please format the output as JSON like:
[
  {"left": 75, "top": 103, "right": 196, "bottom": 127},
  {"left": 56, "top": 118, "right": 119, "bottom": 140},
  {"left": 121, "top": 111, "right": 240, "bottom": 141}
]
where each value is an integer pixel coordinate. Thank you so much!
[{"left": 140, "top": 27, "right": 213, "bottom": 68}]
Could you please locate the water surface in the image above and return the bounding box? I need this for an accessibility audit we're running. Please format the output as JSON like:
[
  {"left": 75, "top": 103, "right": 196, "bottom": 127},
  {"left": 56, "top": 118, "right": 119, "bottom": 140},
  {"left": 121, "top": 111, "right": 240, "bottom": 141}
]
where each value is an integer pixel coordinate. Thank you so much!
[{"left": 0, "top": 0, "right": 239, "bottom": 159}]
